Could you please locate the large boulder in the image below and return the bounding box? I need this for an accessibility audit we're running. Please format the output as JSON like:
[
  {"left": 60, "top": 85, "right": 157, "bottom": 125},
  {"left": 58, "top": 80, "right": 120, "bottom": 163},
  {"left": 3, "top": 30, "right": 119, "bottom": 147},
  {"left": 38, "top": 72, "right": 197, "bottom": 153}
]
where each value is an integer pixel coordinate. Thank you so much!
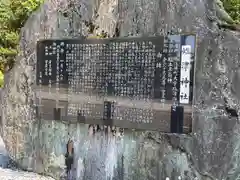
[{"left": 1, "top": 0, "right": 240, "bottom": 179}]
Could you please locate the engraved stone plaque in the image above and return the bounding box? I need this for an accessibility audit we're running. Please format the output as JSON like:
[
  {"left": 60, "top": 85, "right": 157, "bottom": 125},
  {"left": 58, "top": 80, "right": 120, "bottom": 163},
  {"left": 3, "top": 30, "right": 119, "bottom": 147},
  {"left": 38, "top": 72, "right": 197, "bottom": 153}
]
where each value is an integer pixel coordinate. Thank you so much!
[{"left": 36, "top": 34, "right": 196, "bottom": 133}]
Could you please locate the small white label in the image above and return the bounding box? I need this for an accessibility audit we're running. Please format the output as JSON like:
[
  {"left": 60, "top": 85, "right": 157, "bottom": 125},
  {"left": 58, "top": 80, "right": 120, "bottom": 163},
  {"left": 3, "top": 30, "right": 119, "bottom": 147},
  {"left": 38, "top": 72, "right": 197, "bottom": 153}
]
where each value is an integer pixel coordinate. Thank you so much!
[{"left": 179, "top": 45, "right": 191, "bottom": 104}]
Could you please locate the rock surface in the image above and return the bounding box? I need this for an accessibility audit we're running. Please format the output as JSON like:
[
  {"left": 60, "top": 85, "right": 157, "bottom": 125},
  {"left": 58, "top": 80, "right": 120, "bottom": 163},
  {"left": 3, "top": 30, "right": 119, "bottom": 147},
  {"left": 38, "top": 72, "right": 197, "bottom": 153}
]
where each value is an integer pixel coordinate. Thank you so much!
[
  {"left": 0, "top": 136, "right": 54, "bottom": 180},
  {"left": 0, "top": 0, "right": 240, "bottom": 179}
]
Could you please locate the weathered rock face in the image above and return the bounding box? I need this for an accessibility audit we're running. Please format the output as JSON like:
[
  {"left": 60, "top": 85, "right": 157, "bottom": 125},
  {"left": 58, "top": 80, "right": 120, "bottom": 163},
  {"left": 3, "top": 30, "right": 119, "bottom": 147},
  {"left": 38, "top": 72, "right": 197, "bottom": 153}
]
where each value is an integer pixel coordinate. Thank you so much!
[{"left": 1, "top": 0, "right": 240, "bottom": 179}]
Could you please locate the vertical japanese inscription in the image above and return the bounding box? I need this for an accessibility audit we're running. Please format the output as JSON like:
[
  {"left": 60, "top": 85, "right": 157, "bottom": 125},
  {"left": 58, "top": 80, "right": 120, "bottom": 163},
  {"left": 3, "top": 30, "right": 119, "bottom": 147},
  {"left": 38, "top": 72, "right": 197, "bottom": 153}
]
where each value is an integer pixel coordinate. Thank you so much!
[
  {"left": 172, "top": 56, "right": 180, "bottom": 103},
  {"left": 179, "top": 45, "right": 191, "bottom": 104},
  {"left": 165, "top": 38, "right": 181, "bottom": 102},
  {"left": 161, "top": 39, "right": 168, "bottom": 102},
  {"left": 44, "top": 45, "right": 53, "bottom": 87}
]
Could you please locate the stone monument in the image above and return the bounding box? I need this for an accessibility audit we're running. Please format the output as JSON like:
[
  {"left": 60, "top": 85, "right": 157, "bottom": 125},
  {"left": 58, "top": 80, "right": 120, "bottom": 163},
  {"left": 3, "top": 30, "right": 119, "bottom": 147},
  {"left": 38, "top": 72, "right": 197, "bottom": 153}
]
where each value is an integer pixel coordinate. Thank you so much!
[{"left": 0, "top": 0, "right": 240, "bottom": 179}]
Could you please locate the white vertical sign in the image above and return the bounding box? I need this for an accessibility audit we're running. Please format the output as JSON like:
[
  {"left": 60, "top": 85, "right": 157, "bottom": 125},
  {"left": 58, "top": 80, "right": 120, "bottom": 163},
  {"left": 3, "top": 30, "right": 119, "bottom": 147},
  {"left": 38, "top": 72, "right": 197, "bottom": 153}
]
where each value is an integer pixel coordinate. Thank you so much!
[{"left": 179, "top": 45, "right": 191, "bottom": 104}]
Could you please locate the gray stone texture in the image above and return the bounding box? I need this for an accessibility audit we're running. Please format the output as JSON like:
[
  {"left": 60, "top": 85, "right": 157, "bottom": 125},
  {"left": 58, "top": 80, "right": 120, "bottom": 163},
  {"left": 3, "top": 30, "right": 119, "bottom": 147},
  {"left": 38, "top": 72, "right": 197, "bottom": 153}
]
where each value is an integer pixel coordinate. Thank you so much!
[{"left": 0, "top": 0, "right": 240, "bottom": 179}]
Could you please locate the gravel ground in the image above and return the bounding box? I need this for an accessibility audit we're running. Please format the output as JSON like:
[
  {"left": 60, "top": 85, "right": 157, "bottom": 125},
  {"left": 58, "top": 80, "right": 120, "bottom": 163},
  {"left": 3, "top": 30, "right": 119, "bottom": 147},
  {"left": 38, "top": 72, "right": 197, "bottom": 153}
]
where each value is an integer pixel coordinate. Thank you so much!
[
  {"left": 0, "top": 137, "right": 55, "bottom": 180},
  {"left": 0, "top": 168, "right": 55, "bottom": 180}
]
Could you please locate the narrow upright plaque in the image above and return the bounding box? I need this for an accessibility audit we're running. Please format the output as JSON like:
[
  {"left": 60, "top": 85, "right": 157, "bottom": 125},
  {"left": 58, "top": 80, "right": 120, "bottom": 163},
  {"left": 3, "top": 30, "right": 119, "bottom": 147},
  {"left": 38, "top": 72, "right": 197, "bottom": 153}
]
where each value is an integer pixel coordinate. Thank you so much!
[
  {"left": 179, "top": 45, "right": 191, "bottom": 104},
  {"left": 170, "top": 106, "right": 184, "bottom": 133},
  {"left": 77, "top": 110, "right": 85, "bottom": 123},
  {"left": 103, "top": 101, "right": 114, "bottom": 126},
  {"left": 54, "top": 108, "right": 61, "bottom": 120}
]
